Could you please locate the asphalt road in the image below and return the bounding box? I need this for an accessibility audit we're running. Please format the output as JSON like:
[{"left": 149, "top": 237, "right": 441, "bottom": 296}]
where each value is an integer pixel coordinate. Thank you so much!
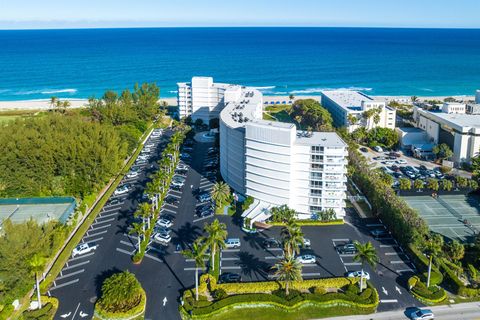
[{"left": 52, "top": 131, "right": 422, "bottom": 320}]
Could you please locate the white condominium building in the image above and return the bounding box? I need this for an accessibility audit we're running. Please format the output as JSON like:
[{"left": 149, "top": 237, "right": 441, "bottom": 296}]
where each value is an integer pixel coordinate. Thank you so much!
[
  {"left": 321, "top": 90, "right": 396, "bottom": 133},
  {"left": 177, "top": 76, "right": 248, "bottom": 123}
]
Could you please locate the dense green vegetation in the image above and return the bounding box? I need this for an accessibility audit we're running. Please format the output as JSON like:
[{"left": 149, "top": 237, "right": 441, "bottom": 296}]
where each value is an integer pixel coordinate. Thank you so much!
[
  {"left": 290, "top": 99, "right": 333, "bottom": 131},
  {"left": 351, "top": 127, "right": 399, "bottom": 149}
]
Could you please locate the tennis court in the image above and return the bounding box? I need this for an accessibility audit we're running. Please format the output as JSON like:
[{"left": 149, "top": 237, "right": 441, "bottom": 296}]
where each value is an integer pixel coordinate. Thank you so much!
[
  {"left": 0, "top": 197, "right": 76, "bottom": 225},
  {"left": 403, "top": 194, "right": 480, "bottom": 243}
]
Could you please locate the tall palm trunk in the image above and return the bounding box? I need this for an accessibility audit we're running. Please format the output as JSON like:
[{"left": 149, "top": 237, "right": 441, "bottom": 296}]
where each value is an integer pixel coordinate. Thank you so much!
[
  {"left": 427, "top": 255, "right": 432, "bottom": 287},
  {"left": 195, "top": 268, "right": 199, "bottom": 301},
  {"left": 211, "top": 245, "right": 216, "bottom": 271},
  {"left": 35, "top": 272, "right": 42, "bottom": 309},
  {"left": 359, "top": 267, "right": 364, "bottom": 292},
  {"left": 137, "top": 236, "right": 141, "bottom": 250},
  {"left": 286, "top": 281, "right": 289, "bottom": 295}
]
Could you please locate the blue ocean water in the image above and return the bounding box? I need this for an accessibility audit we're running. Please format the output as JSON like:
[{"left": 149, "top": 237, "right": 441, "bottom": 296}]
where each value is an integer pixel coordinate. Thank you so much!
[{"left": 0, "top": 27, "right": 479, "bottom": 101}]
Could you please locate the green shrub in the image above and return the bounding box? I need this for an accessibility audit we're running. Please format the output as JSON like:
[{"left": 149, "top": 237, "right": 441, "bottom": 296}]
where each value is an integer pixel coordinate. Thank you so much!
[
  {"left": 212, "top": 288, "right": 227, "bottom": 300},
  {"left": 411, "top": 281, "right": 447, "bottom": 304},
  {"left": 132, "top": 252, "right": 143, "bottom": 263},
  {"left": 439, "top": 260, "right": 464, "bottom": 294},
  {"left": 408, "top": 244, "right": 443, "bottom": 284},
  {"left": 22, "top": 303, "right": 54, "bottom": 320},
  {"left": 345, "top": 284, "right": 360, "bottom": 295},
  {"left": 272, "top": 289, "right": 303, "bottom": 301},
  {"left": 0, "top": 305, "right": 14, "bottom": 320},
  {"left": 359, "top": 288, "right": 373, "bottom": 301},
  {"left": 468, "top": 264, "right": 478, "bottom": 281},
  {"left": 312, "top": 286, "right": 326, "bottom": 295}
]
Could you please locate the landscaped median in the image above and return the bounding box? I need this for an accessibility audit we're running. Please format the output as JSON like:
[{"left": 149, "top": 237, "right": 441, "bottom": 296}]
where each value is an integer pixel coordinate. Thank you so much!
[
  {"left": 179, "top": 275, "right": 379, "bottom": 320},
  {"left": 408, "top": 276, "right": 447, "bottom": 305},
  {"left": 39, "top": 125, "right": 157, "bottom": 293},
  {"left": 268, "top": 219, "right": 344, "bottom": 227}
]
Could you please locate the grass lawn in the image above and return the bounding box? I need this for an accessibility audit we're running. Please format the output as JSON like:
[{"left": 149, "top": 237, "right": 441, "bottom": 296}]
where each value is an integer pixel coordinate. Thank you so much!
[
  {"left": 202, "top": 305, "right": 372, "bottom": 320},
  {"left": 0, "top": 115, "right": 21, "bottom": 123},
  {"left": 263, "top": 105, "right": 295, "bottom": 124},
  {"left": 264, "top": 104, "right": 291, "bottom": 113}
]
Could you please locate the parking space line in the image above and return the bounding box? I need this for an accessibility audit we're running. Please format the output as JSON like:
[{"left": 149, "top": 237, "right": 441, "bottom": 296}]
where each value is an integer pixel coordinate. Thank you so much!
[
  {"left": 186, "top": 258, "right": 209, "bottom": 262},
  {"left": 366, "top": 223, "right": 384, "bottom": 227},
  {"left": 87, "top": 237, "right": 104, "bottom": 243},
  {"left": 385, "top": 252, "right": 400, "bottom": 256},
  {"left": 223, "top": 249, "right": 240, "bottom": 253},
  {"left": 302, "top": 273, "right": 321, "bottom": 277},
  {"left": 332, "top": 238, "right": 350, "bottom": 242},
  {"left": 120, "top": 240, "right": 135, "bottom": 248},
  {"left": 83, "top": 229, "right": 108, "bottom": 239},
  {"left": 63, "top": 260, "right": 90, "bottom": 271},
  {"left": 193, "top": 216, "right": 214, "bottom": 223},
  {"left": 265, "top": 256, "right": 283, "bottom": 260},
  {"left": 167, "top": 193, "right": 181, "bottom": 199},
  {"left": 56, "top": 269, "right": 84, "bottom": 281},
  {"left": 68, "top": 252, "right": 94, "bottom": 262},
  {"left": 116, "top": 247, "right": 135, "bottom": 256},
  {"left": 184, "top": 267, "right": 197, "bottom": 271},
  {"left": 380, "top": 244, "right": 398, "bottom": 248},
  {"left": 396, "top": 269, "right": 413, "bottom": 273},
  {"left": 164, "top": 203, "right": 178, "bottom": 209},
  {"left": 93, "top": 217, "right": 115, "bottom": 225},
  {"left": 169, "top": 190, "right": 182, "bottom": 195},
  {"left": 390, "top": 260, "right": 405, "bottom": 264},
  {"left": 49, "top": 279, "right": 79, "bottom": 291},
  {"left": 221, "top": 257, "right": 240, "bottom": 261},
  {"left": 145, "top": 253, "right": 163, "bottom": 263},
  {"left": 89, "top": 223, "right": 111, "bottom": 231},
  {"left": 162, "top": 207, "right": 177, "bottom": 214},
  {"left": 97, "top": 212, "right": 119, "bottom": 219},
  {"left": 221, "top": 266, "right": 241, "bottom": 270},
  {"left": 146, "top": 247, "right": 164, "bottom": 255},
  {"left": 343, "top": 262, "right": 362, "bottom": 266},
  {"left": 339, "top": 254, "right": 355, "bottom": 257},
  {"left": 300, "top": 264, "right": 320, "bottom": 267}
]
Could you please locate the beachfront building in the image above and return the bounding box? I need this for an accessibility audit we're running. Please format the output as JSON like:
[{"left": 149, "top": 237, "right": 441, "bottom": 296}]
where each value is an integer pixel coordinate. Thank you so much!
[
  {"left": 320, "top": 90, "right": 396, "bottom": 133},
  {"left": 413, "top": 104, "right": 480, "bottom": 164},
  {"left": 177, "top": 76, "right": 251, "bottom": 123},
  {"left": 476, "top": 90, "right": 480, "bottom": 104},
  {"left": 178, "top": 77, "right": 348, "bottom": 223}
]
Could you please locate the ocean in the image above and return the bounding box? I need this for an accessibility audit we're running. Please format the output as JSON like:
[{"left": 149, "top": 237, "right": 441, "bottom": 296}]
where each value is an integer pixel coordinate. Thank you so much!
[{"left": 0, "top": 27, "right": 479, "bottom": 101}]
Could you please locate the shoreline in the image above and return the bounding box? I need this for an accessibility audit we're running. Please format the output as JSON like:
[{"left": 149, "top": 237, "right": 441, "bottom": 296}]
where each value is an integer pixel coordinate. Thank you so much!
[{"left": 0, "top": 94, "right": 476, "bottom": 111}]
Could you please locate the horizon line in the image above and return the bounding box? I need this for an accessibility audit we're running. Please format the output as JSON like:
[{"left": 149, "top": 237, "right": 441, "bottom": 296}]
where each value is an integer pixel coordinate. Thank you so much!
[{"left": 1, "top": 25, "right": 480, "bottom": 31}]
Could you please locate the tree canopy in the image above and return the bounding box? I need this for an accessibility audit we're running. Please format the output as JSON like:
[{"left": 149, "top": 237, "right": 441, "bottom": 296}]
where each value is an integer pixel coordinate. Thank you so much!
[
  {"left": 97, "top": 271, "right": 143, "bottom": 313},
  {"left": 290, "top": 99, "right": 333, "bottom": 131}
]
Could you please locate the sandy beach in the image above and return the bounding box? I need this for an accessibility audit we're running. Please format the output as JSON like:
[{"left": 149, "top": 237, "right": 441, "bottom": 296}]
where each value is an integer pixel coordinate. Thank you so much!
[{"left": 0, "top": 95, "right": 475, "bottom": 111}]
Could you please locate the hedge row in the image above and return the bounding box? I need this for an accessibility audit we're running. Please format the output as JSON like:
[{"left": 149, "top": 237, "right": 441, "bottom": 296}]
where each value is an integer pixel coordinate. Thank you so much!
[
  {"left": 183, "top": 290, "right": 378, "bottom": 318},
  {"left": 194, "top": 275, "right": 357, "bottom": 296},
  {"left": 409, "top": 277, "right": 447, "bottom": 305},
  {"left": 94, "top": 288, "right": 146, "bottom": 320},
  {"left": 22, "top": 303, "right": 55, "bottom": 320},
  {"left": 268, "top": 219, "right": 344, "bottom": 227},
  {"left": 439, "top": 260, "right": 480, "bottom": 297},
  {"left": 407, "top": 244, "right": 443, "bottom": 285}
]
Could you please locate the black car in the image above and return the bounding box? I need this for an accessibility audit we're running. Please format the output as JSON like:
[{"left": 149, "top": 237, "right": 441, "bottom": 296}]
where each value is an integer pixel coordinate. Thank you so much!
[
  {"left": 170, "top": 184, "right": 182, "bottom": 191},
  {"left": 359, "top": 147, "right": 368, "bottom": 153},
  {"left": 164, "top": 196, "right": 179, "bottom": 205},
  {"left": 219, "top": 273, "right": 242, "bottom": 283},
  {"left": 197, "top": 209, "right": 214, "bottom": 218},
  {"left": 419, "top": 165, "right": 428, "bottom": 171},
  {"left": 263, "top": 238, "right": 281, "bottom": 249},
  {"left": 107, "top": 198, "right": 121, "bottom": 206},
  {"left": 337, "top": 243, "right": 357, "bottom": 254}
]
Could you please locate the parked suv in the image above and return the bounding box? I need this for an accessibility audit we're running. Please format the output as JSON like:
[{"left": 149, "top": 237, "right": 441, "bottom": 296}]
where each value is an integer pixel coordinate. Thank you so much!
[
  {"left": 336, "top": 242, "right": 357, "bottom": 254},
  {"left": 225, "top": 238, "right": 241, "bottom": 249}
]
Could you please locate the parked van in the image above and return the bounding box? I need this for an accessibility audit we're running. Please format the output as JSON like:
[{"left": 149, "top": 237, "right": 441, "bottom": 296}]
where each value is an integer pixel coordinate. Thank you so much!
[{"left": 225, "top": 238, "right": 241, "bottom": 249}]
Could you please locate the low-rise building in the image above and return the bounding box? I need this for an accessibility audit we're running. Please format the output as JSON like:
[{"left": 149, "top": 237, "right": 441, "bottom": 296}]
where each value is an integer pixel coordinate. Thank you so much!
[{"left": 320, "top": 90, "right": 396, "bottom": 133}]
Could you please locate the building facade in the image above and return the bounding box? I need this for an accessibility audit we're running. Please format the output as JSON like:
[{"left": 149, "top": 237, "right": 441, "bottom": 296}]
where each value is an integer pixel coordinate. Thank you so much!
[
  {"left": 476, "top": 90, "right": 480, "bottom": 104},
  {"left": 320, "top": 90, "right": 396, "bottom": 133}
]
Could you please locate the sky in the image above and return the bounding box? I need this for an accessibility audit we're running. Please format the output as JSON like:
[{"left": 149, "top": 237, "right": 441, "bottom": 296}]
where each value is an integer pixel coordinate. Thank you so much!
[{"left": 0, "top": 0, "right": 479, "bottom": 29}]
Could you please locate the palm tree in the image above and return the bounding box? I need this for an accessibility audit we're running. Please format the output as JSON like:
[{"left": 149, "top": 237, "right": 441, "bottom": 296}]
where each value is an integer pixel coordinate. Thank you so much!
[
  {"left": 273, "top": 257, "right": 302, "bottom": 295},
  {"left": 29, "top": 254, "right": 46, "bottom": 310},
  {"left": 182, "top": 240, "right": 207, "bottom": 301},
  {"left": 353, "top": 241, "right": 379, "bottom": 291},
  {"left": 211, "top": 182, "right": 230, "bottom": 208},
  {"left": 137, "top": 202, "right": 153, "bottom": 230},
  {"left": 129, "top": 222, "right": 144, "bottom": 250},
  {"left": 281, "top": 220, "right": 303, "bottom": 258},
  {"left": 49, "top": 96, "right": 58, "bottom": 109},
  {"left": 347, "top": 114, "right": 359, "bottom": 126},
  {"left": 423, "top": 233, "right": 443, "bottom": 287},
  {"left": 204, "top": 219, "right": 228, "bottom": 271}
]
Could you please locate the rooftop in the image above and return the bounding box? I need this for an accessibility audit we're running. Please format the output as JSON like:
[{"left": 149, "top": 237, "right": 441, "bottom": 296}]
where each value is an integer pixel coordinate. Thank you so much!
[
  {"left": 220, "top": 87, "right": 263, "bottom": 129},
  {"left": 321, "top": 90, "right": 378, "bottom": 111},
  {"left": 420, "top": 109, "right": 480, "bottom": 132},
  {"left": 295, "top": 131, "right": 347, "bottom": 147}
]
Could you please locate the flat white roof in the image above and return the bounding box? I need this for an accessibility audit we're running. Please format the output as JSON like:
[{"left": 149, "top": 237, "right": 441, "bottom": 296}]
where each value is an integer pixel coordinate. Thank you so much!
[
  {"left": 420, "top": 109, "right": 480, "bottom": 133},
  {"left": 295, "top": 131, "right": 347, "bottom": 147},
  {"left": 219, "top": 87, "right": 263, "bottom": 129},
  {"left": 321, "top": 90, "right": 376, "bottom": 111}
]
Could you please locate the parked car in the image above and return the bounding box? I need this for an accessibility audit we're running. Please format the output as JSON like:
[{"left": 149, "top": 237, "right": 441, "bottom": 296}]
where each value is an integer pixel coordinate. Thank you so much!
[
  {"left": 197, "top": 208, "right": 214, "bottom": 218},
  {"left": 296, "top": 254, "right": 316, "bottom": 264},
  {"left": 170, "top": 184, "right": 182, "bottom": 191},
  {"left": 114, "top": 185, "right": 129, "bottom": 195},
  {"left": 409, "top": 309, "right": 434, "bottom": 320},
  {"left": 337, "top": 243, "right": 357, "bottom": 254},
  {"left": 171, "top": 176, "right": 186, "bottom": 187},
  {"left": 177, "top": 163, "right": 188, "bottom": 170},
  {"left": 374, "top": 146, "right": 383, "bottom": 152},
  {"left": 164, "top": 196, "right": 179, "bottom": 205},
  {"left": 135, "top": 159, "right": 147, "bottom": 165},
  {"left": 396, "top": 159, "right": 407, "bottom": 164},
  {"left": 182, "top": 146, "right": 194, "bottom": 153},
  {"left": 106, "top": 198, "right": 121, "bottom": 206},
  {"left": 72, "top": 242, "right": 98, "bottom": 257},
  {"left": 219, "top": 272, "right": 241, "bottom": 283},
  {"left": 263, "top": 238, "right": 281, "bottom": 248},
  {"left": 383, "top": 160, "right": 396, "bottom": 166},
  {"left": 197, "top": 192, "right": 212, "bottom": 203},
  {"left": 126, "top": 171, "right": 139, "bottom": 178},
  {"left": 225, "top": 238, "right": 241, "bottom": 249},
  {"left": 405, "top": 166, "right": 419, "bottom": 173},
  {"left": 388, "top": 152, "right": 401, "bottom": 158},
  {"left": 347, "top": 271, "right": 370, "bottom": 280},
  {"left": 156, "top": 218, "right": 173, "bottom": 228},
  {"left": 154, "top": 226, "right": 171, "bottom": 235},
  {"left": 154, "top": 233, "right": 172, "bottom": 243},
  {"left": 370, "top": 229, "right": 388, "bottom": 237},
  {"left": 303, "top": 238, "right": 311, "bottom": 247},
  {"left": 359, "top": 147, "right": 369, "bottom": 153},
  {"left": 180, "top": 153, "right": 191, "bottom": 160}
]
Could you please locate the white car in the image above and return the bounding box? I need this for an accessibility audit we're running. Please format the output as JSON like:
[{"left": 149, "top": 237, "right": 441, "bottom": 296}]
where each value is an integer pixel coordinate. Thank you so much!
[
  {"left": 171, "top": 176, "right": 186, "bottom": 187},
  {"left": 374, "top": 146, "right": 383, "bottom": 152},
  {"left": 347, "top": 271, "right": 370, "bottom": 280},
  {"left": 396, "top": 159, "right": 407, "bottom": 164},
  {"left": 154, "top": 232, "right": 171, "bottom": 243},
  {"left": 72, "top": 242, "right": 97, "bottom": 257},
  {"left": 296, "top": 254, "right": 316, "bottom": 264},
  {"left": 114, "top": 185, "right": 129, "bottom": 195},
  {"left": 156, "top": 218, "right": 173, "bottom": 228},
  {"left": 126, "top": 171, "right": 139, "bottom": 178},
  {"left": 138, "top": 154, "right": 149, "bottom": 161},
  {"left": 303, "top": 238, "right": 311, "bottom": 247},
  {"left": 145, "top": 143, "right": 155, "bottom": 148},
  {"left": 177, "top": 163, "right": 188, "bottom": 171},
  {"left": 135, "top": 159, "right": 147, "bottom": 165},
  {"left": 383, "top": 160, "right": 396, "bottom": 166},
  {"left": 142, "top": 147, "right": 152, "bottom": 153}
]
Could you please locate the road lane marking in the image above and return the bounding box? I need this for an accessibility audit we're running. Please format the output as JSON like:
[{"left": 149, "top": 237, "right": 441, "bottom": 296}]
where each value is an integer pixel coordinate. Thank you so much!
[
  {"left": 390, "top": 261, "right": 405, "bottom": 264},
  {"left": 50, "top": 279, "right": 79, "bottom": 291},
  {"left": 63, "top": 260, "right": 90, "bottom": 271},
  {"left": 332, "top": 238, "right": 350, "bottom": 242},
  {"left": 72, "top": 302, "right": 81, "bottom": 320},
  {"left": 343, "top": 262, "right": 362, "bottom": 266},
  {"left": 380, "top": 299, "right": 398, "bottom": 303},
  {"left": 56, "top": 269, "right": 85, "bottom": 280}
]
